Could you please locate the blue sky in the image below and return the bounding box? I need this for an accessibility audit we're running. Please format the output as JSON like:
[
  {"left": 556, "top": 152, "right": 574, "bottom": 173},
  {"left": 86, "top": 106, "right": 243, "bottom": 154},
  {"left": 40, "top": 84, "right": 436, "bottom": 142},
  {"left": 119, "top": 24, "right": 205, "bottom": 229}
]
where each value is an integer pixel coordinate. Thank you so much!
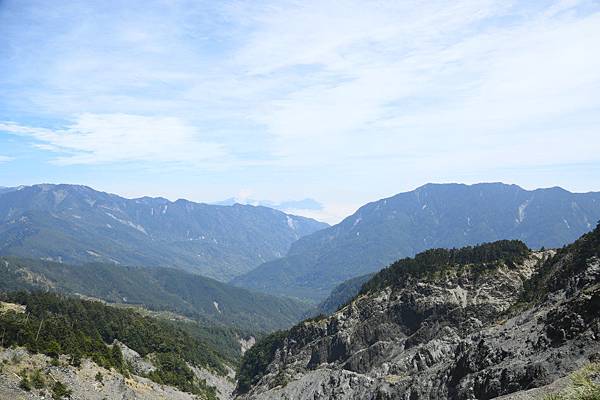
[{"left": 1, "top": 0, "right": 599, "bottom": 223}]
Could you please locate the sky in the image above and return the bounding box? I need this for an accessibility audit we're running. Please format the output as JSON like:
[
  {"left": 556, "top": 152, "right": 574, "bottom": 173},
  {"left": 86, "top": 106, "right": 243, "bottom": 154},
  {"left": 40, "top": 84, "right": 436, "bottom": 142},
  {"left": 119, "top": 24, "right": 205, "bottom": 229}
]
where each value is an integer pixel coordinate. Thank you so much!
[{"left": 1, "top": 0, "right": 599, "bottom": 223}]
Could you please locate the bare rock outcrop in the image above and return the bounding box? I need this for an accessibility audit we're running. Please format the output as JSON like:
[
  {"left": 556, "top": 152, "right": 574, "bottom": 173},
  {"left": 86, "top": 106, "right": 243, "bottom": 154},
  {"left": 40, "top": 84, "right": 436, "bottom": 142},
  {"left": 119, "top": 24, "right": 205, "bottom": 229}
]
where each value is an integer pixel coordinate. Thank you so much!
[{"left": 236, "top": 231, "right": 600, "bottom": 400}]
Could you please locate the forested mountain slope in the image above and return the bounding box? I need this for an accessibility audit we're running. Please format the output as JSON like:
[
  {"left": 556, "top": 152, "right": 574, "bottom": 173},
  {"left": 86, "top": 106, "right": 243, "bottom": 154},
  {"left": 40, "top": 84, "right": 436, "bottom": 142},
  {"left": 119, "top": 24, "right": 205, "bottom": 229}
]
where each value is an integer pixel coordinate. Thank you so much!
[
  {"left": 314, "top": 272, "right": 374, "bottom": 316},
  {"left": 234, "top": 183, "right": 600, "bottom": 301},
  {"left": 0, "top": 184, "right": 327, "bottom": 281},
  {"left": 0, "top": 257, "right": 309, "bottom": 333},
  {"left": 0, "top": 292, "right": 234, "bottom": 399}
]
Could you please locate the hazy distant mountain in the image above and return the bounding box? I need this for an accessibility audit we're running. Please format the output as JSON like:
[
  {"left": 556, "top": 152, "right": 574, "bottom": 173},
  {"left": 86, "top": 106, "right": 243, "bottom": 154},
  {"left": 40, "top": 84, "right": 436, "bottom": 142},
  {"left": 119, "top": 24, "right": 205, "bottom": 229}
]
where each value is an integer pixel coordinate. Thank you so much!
[
  {"left": 314, "top": 272, "right": 374, "bottom": 315},
  {"left": 233, "top": 183, "right": 600, "bottom": 301},
  {"left": 214, "top": 197, "right": 324, "bottom": 212},
  {"left": 0, "top": 184, "right": 327, "bottom": 281},
  {"left": 0, "top": 186, "right": 18, "bottom": 195}
]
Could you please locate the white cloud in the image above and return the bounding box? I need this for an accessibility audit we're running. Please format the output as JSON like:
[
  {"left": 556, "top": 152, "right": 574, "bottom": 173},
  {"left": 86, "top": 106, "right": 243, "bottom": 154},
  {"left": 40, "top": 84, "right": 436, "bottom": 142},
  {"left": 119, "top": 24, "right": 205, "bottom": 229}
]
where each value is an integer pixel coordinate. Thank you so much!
[
  {"left": 283, "top": 203, "right": 358, "bottom": 225},
  {"left": 3, "top": 1, "right": 598, "bottom": 171},
  {"left": 0, "top": 0, "right": 599, "bottom": 213},
  {"left": 0, "top": 114, "right": 226, "bottom": 166},
  {"left": 233, "top": 0, "right": 600, "bottom": 168},
  {"left": 0, "top": 155, "right": 14, "bottom": 163}
]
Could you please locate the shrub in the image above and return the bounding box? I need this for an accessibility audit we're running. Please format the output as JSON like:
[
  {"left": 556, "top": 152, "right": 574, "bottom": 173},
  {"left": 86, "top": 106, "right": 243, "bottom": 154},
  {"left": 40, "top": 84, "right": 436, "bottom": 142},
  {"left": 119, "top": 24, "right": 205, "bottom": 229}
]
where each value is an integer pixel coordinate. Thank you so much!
[
  {"left": 31, "top": 369, "right": 46, "bottom": 389},
  {"left": 19, "top": 375, "right": 31, "bottom": 391},
  {"left": 51, "top": 380, "right": 72, "bottom": 400},
  {"left": 542, "top": 363, "right": 600, "bottom": 400},
  {"left": 236, "top": 330, "right": 287, "bottom": 394}
]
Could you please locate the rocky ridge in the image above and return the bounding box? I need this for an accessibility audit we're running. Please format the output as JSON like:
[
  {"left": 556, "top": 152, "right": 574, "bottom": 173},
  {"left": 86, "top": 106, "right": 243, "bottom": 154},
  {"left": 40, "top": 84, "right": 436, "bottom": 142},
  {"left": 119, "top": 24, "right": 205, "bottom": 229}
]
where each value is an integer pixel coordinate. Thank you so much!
[
  {"left": 0, "top": 346, "right": 234, "bottom": 400},
  {"left": 235, "top": 229, "right": 600, "bottom": 399}
]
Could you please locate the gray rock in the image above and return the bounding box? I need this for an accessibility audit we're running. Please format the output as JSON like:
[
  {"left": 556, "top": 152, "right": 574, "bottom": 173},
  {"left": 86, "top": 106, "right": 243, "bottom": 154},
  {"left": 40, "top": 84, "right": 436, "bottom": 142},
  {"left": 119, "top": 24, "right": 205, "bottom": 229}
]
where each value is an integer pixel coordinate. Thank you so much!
[{"left": 236, "top": 245, "right": 600, "bottom": 400}]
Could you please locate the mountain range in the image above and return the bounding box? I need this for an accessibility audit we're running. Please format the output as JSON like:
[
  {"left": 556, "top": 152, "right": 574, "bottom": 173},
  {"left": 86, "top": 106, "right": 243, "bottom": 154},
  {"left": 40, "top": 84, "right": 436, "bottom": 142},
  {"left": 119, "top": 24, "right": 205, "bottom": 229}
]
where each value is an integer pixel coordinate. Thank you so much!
[
  {"left": 1, "top": 181, "right": 600, "bottom": 399},
  {"left": 0, "top": 184, "right": 327, "bottom": 281},
  {"left": 3, "top": 181, "right": 600, "bottom": 307},
  {"left": 233, "top": 183, "right": 600, "bottom": 301}
]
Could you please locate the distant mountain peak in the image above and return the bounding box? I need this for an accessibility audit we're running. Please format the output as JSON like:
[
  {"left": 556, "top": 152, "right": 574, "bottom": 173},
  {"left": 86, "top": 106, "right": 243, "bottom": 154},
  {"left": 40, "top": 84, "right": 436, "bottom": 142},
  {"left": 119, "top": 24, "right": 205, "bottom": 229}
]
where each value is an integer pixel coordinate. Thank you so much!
[
  {"left": 213, "top": 197, "right": 325, "bottom": 212},
  {"left": 0, "top": 183, "right": 328, "bottom": 281},
  {"left": 233, "top": 182, "right": 600, "bottom": 302}
]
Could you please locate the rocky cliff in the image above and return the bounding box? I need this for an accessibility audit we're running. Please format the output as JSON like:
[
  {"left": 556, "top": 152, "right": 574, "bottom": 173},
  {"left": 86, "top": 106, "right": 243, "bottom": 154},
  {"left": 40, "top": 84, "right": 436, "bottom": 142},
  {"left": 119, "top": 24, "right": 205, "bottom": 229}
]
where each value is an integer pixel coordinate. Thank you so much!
[{"left": 235, "top": 227, "right": 600, "bottom": 399}]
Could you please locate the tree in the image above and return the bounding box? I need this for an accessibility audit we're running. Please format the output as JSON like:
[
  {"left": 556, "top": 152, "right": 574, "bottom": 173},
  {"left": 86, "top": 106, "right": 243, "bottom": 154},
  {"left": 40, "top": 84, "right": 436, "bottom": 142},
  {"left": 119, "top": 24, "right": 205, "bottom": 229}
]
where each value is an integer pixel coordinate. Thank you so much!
[
  {"left": 46, "top": 340, "right": 61, "bottom": 359},
  {"left": 111, "top": 344, "right": 124, "bottom": 368},
  {"left": 31, "top": 369, "right": 46, "bottom": 389},
  {"left": 52, "top": 381, "right": 72, "bottom": 400}
]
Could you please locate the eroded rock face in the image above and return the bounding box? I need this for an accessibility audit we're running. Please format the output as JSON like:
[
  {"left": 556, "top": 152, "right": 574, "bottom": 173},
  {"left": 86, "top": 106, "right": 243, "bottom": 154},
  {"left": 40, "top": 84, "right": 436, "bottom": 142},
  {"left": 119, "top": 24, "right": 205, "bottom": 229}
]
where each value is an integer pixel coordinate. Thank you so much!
[{"left": 236, "top": 247, "right": 600, "bottom": 400}]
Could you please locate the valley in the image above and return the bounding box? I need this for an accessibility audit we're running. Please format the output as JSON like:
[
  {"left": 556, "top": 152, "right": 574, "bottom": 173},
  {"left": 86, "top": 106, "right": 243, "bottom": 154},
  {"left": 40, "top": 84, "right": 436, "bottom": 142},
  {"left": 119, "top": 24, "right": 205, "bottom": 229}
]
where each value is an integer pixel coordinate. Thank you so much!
[
  {"left": 2, "top": 2, "right": 598, "bottom": 398},
  {"left": 0, "top": 182, "right": 599, "bottom": 400}
]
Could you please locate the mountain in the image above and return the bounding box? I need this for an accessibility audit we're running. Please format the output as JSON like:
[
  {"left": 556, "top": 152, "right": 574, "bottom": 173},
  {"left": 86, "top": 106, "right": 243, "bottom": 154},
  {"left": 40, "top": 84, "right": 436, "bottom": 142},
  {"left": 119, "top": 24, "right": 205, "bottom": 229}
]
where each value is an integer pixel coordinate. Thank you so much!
[
  {"left": 0, "top": 256, "right": 309, "bottom": 333},
  {"left": 314, "top": 272, "right": 374, "bottom": 315},
  {"left": 234, "top": 226, "right": 600, "bottom": 399},
  {"left": 214, "top": 198, "right": 323, "bottom": 212},
  {"left": 0, "top": 186, "right": 18, "bottom": 195},
  {"left": 233, "top": 183, "right": 600, "bottom": 301},
  {"left": 0, "top": 291, "right": 235, "bottom": 399},
  {"left": 0, "top": 184, "right": 327, "bottom": 281}
]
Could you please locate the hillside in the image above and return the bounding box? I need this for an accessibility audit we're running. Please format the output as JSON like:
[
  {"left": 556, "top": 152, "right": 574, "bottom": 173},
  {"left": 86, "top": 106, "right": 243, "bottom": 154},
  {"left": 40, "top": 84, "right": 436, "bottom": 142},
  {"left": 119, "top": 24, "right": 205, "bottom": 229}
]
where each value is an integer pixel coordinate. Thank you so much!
[
  {"left": 233, "top": 183, "right": 600, "bottom": 301},
  {"left": 0, "top": 291, "right": 234, "bottom": 399},
  {"left": 234, "top": 225, "right": 600, "bottom": 399},
  {"left": 314, "top": 273, "right": 374, "bottom": 316},
  {"left": 0, "top": 257, "right": 309, "bottom": 333},
  {"left": 0, "top": 184, "right": 327, "bottom": 281}
]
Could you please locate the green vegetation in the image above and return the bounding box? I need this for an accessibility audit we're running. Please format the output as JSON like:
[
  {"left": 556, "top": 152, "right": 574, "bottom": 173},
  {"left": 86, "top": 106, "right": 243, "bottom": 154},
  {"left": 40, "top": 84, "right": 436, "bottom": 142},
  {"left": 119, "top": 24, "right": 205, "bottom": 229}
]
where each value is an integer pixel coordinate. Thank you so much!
[
  {"left": 361, "top": 240, "right": 530, "bottom": 294},
  {"left": 0, "top": 291, "right": 228, "bottom": 397},
  {"left": 522, "top": 222, "right": 600, "bottom": 305},
  {"left": 270, "top": 370, "right": 290, "bottom": 389},
  {"left": 234, "top": 183, "right": 600, "bottom": 302},
  {"left": 0, "top": 183, "right": 326, "bottom": 283},
  {"left": 149, "top": 352, "right": 218, "bottom": 399},
  {"left": 19, "top": 374, "right": 31, "bottom": 391},
  {"left": 0, "top": 256, "right": 309, "bottom": 333},
  {"left": 236, "top": 330, "right": 287, "bottom": 394},
  {"left": 31, "top": 368, "right": 46, "bottom": 389},
  {"left": 316, "top": 272, "right": 374, "bottom": 315},
  {"left": 542, "top": 363, "right": 600, "bottom": 400},
  {"left": 51, "top": 380, "right": 72, "bottom": 400},
  {"left": 173, "top": 319, "right": 244, "bottom": 367},
  {"left": 17, "top": 368, "right": 47, "bottom": 391}
]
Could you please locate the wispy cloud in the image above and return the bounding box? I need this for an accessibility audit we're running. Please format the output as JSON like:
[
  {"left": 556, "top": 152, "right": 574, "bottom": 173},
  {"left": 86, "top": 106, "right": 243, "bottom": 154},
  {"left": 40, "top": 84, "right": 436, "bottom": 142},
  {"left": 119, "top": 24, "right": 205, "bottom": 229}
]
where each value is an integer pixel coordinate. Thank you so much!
[
  {"left": 0, "top": 114, "right": 225, "bottom": 166},
  {"left": 232, "top": 0, "right": 600, "bottom": 168},
  {"left": 0, "top": 155, "right": 14, "bottom": 163},
  {"left": 0, "top": 0, "right": 599, "bottom": 221}
]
